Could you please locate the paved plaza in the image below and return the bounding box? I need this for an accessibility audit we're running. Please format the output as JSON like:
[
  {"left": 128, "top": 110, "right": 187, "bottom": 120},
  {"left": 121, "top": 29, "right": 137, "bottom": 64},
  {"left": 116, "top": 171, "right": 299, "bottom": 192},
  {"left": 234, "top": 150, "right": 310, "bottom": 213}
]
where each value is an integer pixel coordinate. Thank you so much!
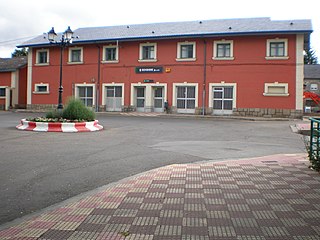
[{"left": 1, "top": 153, "right": 320, "bottom": 240}]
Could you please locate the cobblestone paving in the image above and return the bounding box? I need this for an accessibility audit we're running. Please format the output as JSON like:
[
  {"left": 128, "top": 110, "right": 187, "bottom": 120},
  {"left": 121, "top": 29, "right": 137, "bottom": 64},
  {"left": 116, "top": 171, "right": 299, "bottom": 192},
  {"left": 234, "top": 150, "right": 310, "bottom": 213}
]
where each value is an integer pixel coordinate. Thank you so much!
[{"left": 1, "top": 154, "right": 320, "bottom": 240}]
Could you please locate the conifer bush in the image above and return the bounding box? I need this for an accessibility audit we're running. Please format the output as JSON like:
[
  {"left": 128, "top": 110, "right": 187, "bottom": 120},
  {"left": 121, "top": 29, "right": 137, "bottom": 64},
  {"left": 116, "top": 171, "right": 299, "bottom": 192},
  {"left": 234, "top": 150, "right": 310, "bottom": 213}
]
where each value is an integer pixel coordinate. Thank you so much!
[
  {"left": 62, "top": 98, "right": 96, "bottom": 121},
  {"left": 27, "top": 98, "right": 96, "bottom": 122}
]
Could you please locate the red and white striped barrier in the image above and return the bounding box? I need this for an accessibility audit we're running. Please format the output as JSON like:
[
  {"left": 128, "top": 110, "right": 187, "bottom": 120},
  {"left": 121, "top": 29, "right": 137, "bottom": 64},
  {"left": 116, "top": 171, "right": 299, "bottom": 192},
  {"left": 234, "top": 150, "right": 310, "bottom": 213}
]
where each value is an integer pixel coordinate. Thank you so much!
[{"left": 16, "top": 119, "right": 103, "bottom": 132}]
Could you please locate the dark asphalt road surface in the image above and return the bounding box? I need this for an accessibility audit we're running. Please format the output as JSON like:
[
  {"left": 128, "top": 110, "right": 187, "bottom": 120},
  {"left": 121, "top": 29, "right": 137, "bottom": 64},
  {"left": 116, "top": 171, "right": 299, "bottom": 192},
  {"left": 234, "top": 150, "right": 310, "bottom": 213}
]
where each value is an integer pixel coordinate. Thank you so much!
[{"left": 0, "top": 111, "right": 306, "bottom": 225}]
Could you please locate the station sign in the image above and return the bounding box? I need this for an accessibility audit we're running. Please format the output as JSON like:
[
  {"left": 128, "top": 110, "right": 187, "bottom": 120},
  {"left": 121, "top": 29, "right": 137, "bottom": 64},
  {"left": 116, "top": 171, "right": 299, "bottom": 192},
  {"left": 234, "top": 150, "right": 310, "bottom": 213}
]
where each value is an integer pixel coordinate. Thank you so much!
[
  {"left": 143, "top": 79, "right": 154, "bottom": 83},
  {"left": 135, "top": 66, "right": 163, "bottom": 74}
]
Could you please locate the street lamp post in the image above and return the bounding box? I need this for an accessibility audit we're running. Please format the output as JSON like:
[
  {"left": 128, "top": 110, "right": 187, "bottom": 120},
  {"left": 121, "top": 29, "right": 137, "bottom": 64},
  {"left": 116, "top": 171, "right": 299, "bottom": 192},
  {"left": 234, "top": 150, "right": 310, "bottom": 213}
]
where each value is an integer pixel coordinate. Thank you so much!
[{"left": 47, "top": 26, "right": 74, "bottom": 110}]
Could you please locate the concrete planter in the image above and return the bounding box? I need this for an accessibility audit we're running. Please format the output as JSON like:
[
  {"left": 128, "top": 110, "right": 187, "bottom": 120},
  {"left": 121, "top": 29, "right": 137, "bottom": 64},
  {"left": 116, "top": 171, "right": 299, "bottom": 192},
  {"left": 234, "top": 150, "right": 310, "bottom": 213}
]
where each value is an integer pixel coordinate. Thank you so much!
[{"left": 16, "top": 119, "right": 103, "bottom": 132}]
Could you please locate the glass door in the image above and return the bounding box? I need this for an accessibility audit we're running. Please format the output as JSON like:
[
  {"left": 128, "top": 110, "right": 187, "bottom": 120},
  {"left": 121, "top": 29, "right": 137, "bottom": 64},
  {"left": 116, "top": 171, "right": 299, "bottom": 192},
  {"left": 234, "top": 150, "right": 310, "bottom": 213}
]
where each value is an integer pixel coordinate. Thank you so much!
[
  {"left": 153, "top": 87, "right": 163, "bottom": 112},
  {"left": 106, "top": 86, "right": 122, "bottom": 111},
  {"left": 176, "top": 86, "right": 196, "bottom": 114},
  {"left": 78, "top": 86, "right": 93, "bottom": 107},
  {"left": 136, "top": 87, "right": 145, "bottom": 112},
  {"left": 213, "top": 86, "right": 233, "bottom": 115}
]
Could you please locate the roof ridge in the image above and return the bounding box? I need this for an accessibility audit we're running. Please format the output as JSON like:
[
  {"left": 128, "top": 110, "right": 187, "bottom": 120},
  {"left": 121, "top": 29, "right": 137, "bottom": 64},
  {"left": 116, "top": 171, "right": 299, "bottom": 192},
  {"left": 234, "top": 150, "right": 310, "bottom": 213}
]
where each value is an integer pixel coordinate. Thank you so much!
[{"left": 76, "top": 17, "right": 272, "bottom": 30}]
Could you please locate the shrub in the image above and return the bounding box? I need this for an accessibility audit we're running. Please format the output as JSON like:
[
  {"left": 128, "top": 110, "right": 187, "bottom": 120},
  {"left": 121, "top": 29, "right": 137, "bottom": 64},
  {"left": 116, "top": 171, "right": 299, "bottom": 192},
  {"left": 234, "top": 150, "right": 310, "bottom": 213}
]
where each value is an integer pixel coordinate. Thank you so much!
[
  {"left": 46, "top": 110, "right": 62, "bottom": 119},
  {"left": 62, "top": 98, "right": 96, "bottom": 121}
]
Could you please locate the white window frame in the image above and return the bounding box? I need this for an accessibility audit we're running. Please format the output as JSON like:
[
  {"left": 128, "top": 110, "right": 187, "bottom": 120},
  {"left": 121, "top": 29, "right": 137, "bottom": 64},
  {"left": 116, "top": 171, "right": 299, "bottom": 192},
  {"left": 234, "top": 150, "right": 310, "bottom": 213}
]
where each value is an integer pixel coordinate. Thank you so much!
[
  {"left": 266, "top": 38, "right": 289, "bottom": 60},
  {"left": 139, "top": 43, "right": 157, "bottom": 62},
  {"left": 35, "top": 49, "right": 49, "bottom": 65},
  {"left": 176, "top": 41, "right": 196, "bottom": 61},
  {"left": 130, "top": 82, "right": 167, "bottom": 109},
  {"left": 102, "top": 83, "right": 124, "bottom": 106},
  {"left": 213, "top": 40, "right": 234, "bottom": 60},
  {"left": 172, "top": 82, "right": 198, "bottom": 108},
  {"left": 33, "top": 83, "right": 49, "bottom": 94},
  {"left": 263, "top": 82, "right": 289, "bottom": 96},
  {"left": 0, "top": 86, "right": 10, "bottom": 110},
  {"left": 0, "top": 86, "right": 7, "bottom": 98},
  {"left": 209, "top": 83, "right": 237, "bottom": 108},
  {"left": 102, "top": 45, "right": 119, "bottom": 63},
  {"left": 75, "top": 83, "right": 96, "bottom": 106},
  {"left": 68, "top": 47, "right": 83, "bottom": 64},
  {"left": 310, "top": 83, "right": 318, "bottom": 91}
]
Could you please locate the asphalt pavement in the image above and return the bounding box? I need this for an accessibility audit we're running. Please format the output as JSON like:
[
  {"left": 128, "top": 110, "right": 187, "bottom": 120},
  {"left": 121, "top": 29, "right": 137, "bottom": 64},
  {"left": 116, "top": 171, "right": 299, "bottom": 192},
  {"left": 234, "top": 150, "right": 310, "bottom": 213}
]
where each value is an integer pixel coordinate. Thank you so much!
[{"left": 0, "top": 111, "right": 307, "bottom": 226}]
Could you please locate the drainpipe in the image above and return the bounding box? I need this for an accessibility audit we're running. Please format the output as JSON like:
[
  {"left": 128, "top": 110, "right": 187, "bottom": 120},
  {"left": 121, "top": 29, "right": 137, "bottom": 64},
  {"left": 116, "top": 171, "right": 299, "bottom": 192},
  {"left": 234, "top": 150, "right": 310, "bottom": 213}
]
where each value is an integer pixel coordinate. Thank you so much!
[
  {"left": 96, "top": 45, "right": 101, "bottom": 112},
  {"left": 202, "top": 39, "right": 207, "bottom": 116}
]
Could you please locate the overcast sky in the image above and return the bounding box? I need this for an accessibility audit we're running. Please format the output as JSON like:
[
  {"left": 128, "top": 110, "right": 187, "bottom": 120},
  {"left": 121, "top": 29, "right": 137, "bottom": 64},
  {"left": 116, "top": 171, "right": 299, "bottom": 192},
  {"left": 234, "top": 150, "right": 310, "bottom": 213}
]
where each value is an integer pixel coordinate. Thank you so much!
[{"left": 0, "top": 0, "right": 319, "bottom": 59}]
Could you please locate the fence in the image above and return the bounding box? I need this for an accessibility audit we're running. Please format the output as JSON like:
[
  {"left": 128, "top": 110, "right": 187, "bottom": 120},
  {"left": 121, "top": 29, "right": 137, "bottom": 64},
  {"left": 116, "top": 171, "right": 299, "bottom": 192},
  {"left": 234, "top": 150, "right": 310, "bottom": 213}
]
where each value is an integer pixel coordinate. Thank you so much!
[{"left": 309, "top": 117, "right": 320, "bottom": 171}]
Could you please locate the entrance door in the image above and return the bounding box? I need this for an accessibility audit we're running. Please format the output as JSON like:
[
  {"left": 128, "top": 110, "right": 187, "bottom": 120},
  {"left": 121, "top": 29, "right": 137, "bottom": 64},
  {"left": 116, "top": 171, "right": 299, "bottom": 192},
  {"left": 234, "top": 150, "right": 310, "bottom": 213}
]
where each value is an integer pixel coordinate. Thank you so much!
[
  {"left": 176, "top": 86, "right": 196, "bottom": 114},
  {"left": 213, "top": 86, "right": 233, "bottom": 115},
  {"left": 153, "top": 87, "right": 163, "bottom": 112},
  {"left": 78, "top": 86, "right": 93, "bottom": 107},
  {"left": 136, "top": 87, "right": 145, "bottom": 112},
  {"left": 106, "top": 86, "right": 122, "bottom": 111}
]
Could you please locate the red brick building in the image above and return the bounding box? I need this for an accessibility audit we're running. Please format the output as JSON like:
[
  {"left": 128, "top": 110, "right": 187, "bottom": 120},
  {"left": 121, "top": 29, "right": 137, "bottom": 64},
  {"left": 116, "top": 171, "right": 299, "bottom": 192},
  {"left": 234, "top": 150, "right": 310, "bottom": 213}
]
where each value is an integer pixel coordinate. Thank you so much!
[
  {"left": 19, "top": 18, "right": 312, "bottom": 117},
  {"left": 0, "top": 57, "right": 27, "bottom": 110}
]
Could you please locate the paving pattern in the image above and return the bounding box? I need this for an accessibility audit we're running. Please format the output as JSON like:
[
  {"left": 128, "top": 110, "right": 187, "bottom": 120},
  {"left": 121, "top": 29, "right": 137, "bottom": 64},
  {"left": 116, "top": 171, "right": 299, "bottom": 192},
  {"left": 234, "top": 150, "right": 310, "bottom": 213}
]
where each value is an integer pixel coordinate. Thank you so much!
[{"left": 1, "top": 154, "right": 320, "bottom": 240}]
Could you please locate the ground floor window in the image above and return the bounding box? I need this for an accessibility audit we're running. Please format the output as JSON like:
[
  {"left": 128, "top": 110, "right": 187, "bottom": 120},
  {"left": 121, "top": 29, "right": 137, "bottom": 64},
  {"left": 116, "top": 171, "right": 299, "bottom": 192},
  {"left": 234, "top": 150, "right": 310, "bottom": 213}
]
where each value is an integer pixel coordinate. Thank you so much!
[
  {"left": 77, "top": 86, "right": 94, "bottom": 107},
  {"left": 263, "top": 83, "right": 289, "bottom": 96},
  {"left": 0, "top": 88, "right": 6, "bottom": 97},
  {"left": 34, "top": 84, "right": 49, "bottom": 94}
]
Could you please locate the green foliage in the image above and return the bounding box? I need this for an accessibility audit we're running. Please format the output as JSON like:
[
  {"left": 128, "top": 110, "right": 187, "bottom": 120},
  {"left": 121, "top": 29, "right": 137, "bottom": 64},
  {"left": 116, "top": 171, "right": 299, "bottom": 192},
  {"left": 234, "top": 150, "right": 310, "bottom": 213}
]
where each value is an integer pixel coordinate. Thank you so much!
[
  {"left": 11, "top": 48, "right": 28, "bottom": 57},
  {"left": 304, "top": 48, "right": 318, "bottom": 65},
  {"left": 303, "top": 127, "right": 320, "bottom": 172},
  {"left": 26, "top": 98, "right": 95, "bottom": 122},
  {"left": 309, "top": 153, "right": 320, "bottom": 172},
  {"left": 62, "top": 98, "right": 96, "bottom": 121},
  {"left": 45, "top": 110, "right": 62, "bottom": 119}
]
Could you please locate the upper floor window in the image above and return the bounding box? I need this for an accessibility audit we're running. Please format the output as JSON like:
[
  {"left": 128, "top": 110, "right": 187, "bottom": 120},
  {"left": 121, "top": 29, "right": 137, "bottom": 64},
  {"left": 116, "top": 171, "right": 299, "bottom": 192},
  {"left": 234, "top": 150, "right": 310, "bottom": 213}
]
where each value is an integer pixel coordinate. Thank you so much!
[
  {"left": 270, "top": 42, "right": 285, "bottom": 57},
  {"left": 311, "top": 83, "right": 318, "bottom": 91},
  {"left": 266, "top": 39, "right": 288, "bottom": 60},
  {"left": 213, "top": 40, "right": 234, "bottom": 60},
  {"left": 68, "top": 47, "right": 83, "bottom": 64},
  {"left": 176, "top": 42, "right": 196, "bottom": 61},
  {"left": 36, "top": 49, "right": 49, "bottom": 65},
  {"left": 139, "top": 43, "right": 157, "bottom": 62},
  {"left": 102, "top": 45, "right": 119, "bottom": 63}
]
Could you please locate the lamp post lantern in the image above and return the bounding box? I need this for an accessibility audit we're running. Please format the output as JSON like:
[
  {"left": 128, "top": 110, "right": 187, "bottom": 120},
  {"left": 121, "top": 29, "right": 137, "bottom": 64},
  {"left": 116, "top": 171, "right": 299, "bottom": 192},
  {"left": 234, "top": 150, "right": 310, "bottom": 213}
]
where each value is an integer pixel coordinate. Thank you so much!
[{"left": 47, "top": 26, "right": 74, "bottom": 110}]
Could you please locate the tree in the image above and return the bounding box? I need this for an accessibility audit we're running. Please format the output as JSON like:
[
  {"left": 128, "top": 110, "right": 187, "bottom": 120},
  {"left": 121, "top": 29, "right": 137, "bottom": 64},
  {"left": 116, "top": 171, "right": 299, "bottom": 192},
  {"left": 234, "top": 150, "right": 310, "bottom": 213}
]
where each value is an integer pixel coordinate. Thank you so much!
[
  {"left": 11, "top": 48, "right": 28, "bottom": 57},
  {"left": 304, "top": 48, "right": 318, "bottom": 64}
]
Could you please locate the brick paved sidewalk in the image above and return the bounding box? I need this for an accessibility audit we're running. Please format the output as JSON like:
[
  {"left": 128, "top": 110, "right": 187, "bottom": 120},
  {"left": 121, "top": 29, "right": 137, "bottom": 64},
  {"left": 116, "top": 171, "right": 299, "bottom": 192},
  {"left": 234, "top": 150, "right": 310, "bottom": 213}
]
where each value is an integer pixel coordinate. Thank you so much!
[{"left": 1, "top": 154, "right": 320, "bottom": 240}]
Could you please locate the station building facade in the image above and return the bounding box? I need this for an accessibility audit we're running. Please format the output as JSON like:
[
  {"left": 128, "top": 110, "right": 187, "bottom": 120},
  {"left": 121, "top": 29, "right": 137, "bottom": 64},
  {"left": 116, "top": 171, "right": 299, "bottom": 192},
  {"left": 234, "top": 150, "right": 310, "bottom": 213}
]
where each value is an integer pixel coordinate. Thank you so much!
[{"left": 19, "top": 18, "right": 313, "bottom": 117}]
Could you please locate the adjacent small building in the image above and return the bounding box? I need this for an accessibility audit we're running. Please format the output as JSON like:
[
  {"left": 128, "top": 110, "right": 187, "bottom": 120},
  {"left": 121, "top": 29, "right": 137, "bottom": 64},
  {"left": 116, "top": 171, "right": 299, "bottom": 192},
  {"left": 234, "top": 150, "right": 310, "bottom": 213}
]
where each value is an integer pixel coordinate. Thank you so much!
[
  {"left": 0, "top": 57, "right": 27, "bottom": 110},
  {"left": 304, "top": 64, "right": 320, "bottom": 112},
  {"left": 17, "top": 17, "right": 313, "bottom": 118},
  {"left": 304, "top": 64, "right": 320, "bottom": 91}
]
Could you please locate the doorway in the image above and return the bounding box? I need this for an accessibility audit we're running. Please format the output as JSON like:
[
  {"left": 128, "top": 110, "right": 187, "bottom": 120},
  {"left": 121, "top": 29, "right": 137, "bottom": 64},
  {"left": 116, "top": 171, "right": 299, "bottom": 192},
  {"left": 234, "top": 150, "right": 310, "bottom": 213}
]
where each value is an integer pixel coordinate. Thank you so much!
[
  {"left": 153, "top": 87, "right": 164, "bottom": 112},
  {"left": 213, "top": 86, "right": 233, "bottom": 115}
]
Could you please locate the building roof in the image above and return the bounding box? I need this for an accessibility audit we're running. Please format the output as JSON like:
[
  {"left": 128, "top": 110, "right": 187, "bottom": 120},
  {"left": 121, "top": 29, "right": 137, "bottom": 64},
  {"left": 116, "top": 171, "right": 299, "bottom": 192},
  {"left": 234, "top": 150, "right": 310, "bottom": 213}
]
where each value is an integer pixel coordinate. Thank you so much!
[
  {"left": 305, "top": 64, "right": 320, "bottom": 79},
  {"left": 18, "top": 17, "right": 312, "bottom": 48},
  {"left": 0, "top": 57, "right": 27, "bottom": 72}
]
